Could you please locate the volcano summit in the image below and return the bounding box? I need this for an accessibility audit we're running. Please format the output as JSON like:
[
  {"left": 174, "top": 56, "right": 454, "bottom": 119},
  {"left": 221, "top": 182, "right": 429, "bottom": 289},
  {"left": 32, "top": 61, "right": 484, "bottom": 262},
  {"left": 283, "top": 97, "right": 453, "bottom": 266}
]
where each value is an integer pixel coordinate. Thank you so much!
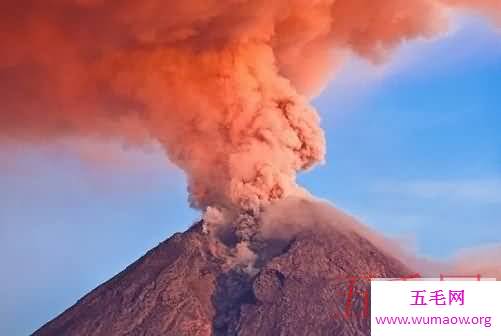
[{"left": 34, "top": 199, "right": 411, "bottom": 336}]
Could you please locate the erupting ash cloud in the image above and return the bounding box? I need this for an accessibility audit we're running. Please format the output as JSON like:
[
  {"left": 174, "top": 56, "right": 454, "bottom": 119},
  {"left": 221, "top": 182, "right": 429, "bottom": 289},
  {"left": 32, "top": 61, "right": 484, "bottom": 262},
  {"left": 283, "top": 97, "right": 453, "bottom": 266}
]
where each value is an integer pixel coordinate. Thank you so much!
[{"left": 1, "top": 0, "right": 500, "bottom": 215}]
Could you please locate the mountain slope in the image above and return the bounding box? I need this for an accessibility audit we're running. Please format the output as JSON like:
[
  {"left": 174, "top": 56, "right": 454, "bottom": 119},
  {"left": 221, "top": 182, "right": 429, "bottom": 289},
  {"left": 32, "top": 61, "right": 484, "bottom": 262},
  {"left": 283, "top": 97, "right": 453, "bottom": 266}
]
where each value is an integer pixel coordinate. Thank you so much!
[{"left": 33, "top": 220, "right": 411, "bottom": 336}]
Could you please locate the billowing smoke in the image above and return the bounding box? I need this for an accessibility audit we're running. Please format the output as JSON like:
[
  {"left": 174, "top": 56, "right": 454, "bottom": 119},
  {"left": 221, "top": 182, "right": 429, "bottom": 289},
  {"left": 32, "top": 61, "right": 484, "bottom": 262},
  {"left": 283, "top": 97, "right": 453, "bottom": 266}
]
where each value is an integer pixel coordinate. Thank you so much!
[{"left": 1, "top": 0, "right": 500, "bottom": 217}]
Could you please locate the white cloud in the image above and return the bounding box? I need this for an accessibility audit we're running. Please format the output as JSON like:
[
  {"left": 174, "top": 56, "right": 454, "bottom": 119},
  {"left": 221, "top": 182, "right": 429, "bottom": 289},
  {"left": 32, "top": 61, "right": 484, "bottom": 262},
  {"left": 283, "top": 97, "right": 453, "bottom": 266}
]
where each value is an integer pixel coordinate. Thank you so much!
[{"left": 374, "top": 178, "right": 501, "bottom": 204}]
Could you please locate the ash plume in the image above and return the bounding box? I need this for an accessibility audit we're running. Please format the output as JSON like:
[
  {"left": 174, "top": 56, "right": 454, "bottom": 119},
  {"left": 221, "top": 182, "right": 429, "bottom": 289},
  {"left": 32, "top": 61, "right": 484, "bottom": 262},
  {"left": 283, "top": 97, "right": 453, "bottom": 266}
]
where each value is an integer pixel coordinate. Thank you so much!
[{"left": 1, "top": 0, "right": 500, "bottom": 217}]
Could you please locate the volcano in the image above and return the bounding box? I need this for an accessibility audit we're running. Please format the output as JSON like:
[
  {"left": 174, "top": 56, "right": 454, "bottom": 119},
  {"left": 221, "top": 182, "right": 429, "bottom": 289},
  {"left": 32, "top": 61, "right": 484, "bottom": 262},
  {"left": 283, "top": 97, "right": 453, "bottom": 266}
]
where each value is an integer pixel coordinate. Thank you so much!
[{"left": 33, "top": 204, "right": 411, "bottom": 336}]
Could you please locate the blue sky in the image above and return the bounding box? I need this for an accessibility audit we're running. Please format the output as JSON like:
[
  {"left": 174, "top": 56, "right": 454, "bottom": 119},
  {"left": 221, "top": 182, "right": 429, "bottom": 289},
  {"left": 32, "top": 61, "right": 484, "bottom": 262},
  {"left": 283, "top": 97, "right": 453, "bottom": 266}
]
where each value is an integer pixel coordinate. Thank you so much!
[{"left": 1, "top": 15, "right": 500, "bottom": 336}]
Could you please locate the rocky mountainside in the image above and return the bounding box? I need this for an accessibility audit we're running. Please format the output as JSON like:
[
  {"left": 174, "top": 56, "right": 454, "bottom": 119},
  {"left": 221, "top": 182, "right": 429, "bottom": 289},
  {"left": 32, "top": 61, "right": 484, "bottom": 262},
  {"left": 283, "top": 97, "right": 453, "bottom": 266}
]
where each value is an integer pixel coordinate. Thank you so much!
[{"left": 33, "top": 219, "right": 411, "bottom": 336}]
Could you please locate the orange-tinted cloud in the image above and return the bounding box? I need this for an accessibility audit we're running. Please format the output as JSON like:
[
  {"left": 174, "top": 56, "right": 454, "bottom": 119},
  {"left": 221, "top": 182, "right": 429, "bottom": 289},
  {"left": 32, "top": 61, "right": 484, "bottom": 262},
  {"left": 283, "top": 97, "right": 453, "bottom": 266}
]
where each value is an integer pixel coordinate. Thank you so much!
[
  {"left": 1, "top": 0, "right": 499, "bottom": 212},
  {"left": 443, "top": 0, "right": 501, "bottom": 23}
]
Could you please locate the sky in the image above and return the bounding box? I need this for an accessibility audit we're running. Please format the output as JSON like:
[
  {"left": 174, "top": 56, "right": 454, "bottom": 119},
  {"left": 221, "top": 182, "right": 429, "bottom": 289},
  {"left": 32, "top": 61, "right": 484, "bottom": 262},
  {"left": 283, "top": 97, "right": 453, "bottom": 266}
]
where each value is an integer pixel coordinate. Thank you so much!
[{"left": 0, "top": 15, "right": 500, "bottom": 336}]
